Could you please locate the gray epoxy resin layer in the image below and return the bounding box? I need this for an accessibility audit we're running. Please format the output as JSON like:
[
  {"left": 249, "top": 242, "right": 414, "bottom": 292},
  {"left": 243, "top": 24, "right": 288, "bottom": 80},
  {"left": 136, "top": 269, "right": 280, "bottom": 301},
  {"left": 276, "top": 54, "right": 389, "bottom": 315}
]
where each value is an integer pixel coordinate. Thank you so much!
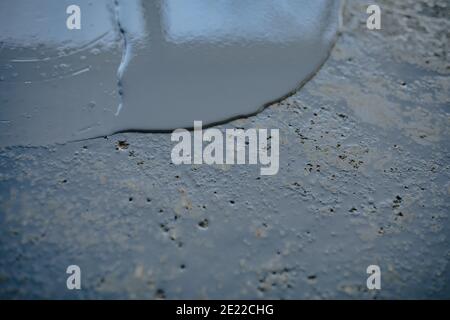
[{"left": 0, "top": 0, "right": 342, "bottom": 147}]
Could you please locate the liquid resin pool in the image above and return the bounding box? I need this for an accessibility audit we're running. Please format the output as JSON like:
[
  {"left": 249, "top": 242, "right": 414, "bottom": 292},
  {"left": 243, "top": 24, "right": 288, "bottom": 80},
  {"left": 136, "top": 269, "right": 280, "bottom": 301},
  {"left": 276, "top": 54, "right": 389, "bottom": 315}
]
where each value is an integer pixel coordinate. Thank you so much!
[{"left": 0, "top": 0, "right": 342, "bottom": 146}]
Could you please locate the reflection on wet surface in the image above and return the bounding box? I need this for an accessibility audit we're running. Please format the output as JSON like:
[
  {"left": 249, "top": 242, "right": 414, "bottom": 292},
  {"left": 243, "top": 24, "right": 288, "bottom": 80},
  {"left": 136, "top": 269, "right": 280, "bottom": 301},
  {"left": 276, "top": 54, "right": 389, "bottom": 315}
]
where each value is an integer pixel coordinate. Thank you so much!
[{"left": 0, "top": 0, "right": 341, "bottom": 146}]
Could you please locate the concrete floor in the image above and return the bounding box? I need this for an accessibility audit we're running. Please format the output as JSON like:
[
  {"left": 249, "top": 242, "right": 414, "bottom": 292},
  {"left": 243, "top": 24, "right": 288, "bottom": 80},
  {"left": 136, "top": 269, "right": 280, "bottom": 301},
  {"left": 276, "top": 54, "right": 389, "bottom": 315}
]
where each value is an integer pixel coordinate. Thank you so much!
[{"left": 0, "top": 0, "right": 449, "bottom": 299}]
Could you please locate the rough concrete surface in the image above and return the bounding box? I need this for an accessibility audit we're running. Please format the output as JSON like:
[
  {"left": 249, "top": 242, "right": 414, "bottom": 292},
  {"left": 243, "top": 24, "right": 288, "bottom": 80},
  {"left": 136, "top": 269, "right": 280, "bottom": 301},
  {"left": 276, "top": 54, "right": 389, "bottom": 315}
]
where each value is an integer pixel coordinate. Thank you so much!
[{"left": 0, "top": 0, "right": 449, "bottom": 299}]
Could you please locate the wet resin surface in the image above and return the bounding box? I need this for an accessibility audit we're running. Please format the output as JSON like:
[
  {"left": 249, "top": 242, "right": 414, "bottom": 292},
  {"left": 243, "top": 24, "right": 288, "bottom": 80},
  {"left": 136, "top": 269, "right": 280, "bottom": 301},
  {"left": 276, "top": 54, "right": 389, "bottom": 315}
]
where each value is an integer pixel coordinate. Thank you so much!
[{"left": 0, "top": 0, "right": 342, "bottom": 146}]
